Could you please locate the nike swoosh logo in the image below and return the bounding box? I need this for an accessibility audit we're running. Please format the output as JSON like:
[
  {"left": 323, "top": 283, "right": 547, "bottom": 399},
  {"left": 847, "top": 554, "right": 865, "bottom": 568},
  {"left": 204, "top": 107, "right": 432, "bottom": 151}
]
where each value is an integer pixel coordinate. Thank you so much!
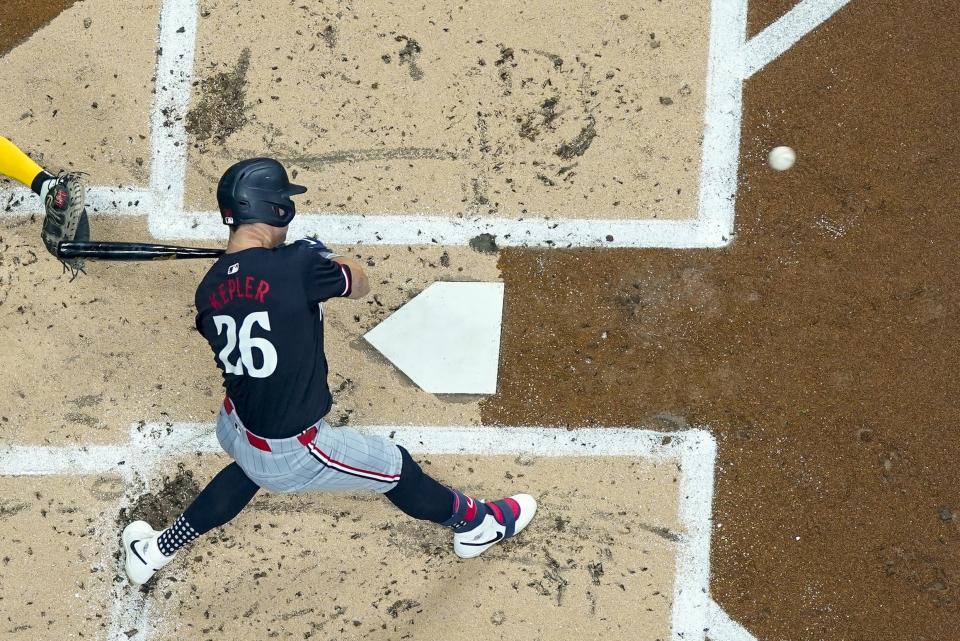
[
  {"left": 461, "top": 532, "right": 504, "bottom": 547},
  {"left": 129, "top": 540, "right": 151, "bottom": 567}
]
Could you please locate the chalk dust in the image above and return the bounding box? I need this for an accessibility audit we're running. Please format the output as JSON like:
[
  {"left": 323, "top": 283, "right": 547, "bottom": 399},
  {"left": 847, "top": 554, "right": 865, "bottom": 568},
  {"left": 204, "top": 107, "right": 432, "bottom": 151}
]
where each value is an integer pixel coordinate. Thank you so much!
[
  {"left": 0, "top": 0, "right": 158, "bottom": 187},
  {"left": 184, "top": 0, "right": 709, "bottom": 221}
]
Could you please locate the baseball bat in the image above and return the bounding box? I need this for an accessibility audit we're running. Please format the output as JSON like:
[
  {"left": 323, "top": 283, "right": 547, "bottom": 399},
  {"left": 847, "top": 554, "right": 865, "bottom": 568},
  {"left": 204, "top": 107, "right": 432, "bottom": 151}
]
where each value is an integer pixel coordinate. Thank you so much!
[{"left": 58, "top": 241, "right": 225, "bottom": 261}]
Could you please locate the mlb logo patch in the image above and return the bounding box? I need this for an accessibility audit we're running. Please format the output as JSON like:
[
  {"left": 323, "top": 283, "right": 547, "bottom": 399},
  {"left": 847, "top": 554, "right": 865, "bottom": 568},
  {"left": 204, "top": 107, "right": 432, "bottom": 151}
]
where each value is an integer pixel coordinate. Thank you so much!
[{"left": 227, "top": 263, "right": 240, "bottom": 275}]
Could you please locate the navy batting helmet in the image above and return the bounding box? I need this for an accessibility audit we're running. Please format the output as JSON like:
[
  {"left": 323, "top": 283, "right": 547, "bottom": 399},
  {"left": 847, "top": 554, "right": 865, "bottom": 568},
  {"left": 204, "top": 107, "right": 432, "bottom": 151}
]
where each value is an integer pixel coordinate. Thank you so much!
[{"left": 216, "top": 158, "right": 307, "bottom": 227}]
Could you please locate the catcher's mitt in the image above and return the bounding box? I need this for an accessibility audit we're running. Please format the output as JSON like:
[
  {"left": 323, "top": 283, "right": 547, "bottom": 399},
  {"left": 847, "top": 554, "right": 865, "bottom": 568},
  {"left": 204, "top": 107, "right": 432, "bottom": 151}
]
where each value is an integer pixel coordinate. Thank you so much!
[{"left": 41, "top": 172, "right": 90, "bottom": 277}]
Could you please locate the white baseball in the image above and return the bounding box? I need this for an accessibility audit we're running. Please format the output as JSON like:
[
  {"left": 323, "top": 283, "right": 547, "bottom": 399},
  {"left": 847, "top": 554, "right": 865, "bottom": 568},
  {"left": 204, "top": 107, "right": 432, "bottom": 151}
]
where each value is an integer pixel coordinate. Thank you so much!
[{"left": 768, "top": 146, "right": 796, "bottom": 171}]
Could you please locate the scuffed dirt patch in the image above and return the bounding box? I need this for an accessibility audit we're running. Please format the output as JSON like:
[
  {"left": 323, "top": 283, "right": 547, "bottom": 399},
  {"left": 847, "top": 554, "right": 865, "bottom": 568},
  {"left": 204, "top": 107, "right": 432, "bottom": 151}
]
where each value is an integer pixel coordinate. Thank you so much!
[
  {"left": 186, "top": 47, "right": 252, "bottom": 147},
  {"left": 120, "top": 463, "right": 201, "bottom": 527},
  {"left": 147, "top": 455, "right": 680, "bottom": 641},
  {"left": 184, "top": 0, "right": 709, "bottom": 219},
  {"left": 555, "top": 116, "right": 597, "bottom": 160}
]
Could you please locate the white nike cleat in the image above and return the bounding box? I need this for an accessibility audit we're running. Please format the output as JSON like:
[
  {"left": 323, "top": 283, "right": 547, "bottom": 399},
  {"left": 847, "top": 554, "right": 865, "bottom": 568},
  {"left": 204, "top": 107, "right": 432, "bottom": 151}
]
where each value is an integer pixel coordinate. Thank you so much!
[
  {"left": 122, "top": 520, "right": 175, "bottom": 586},
  {"left": 453, "top": 494, "right": 538, "bottom": 559}
]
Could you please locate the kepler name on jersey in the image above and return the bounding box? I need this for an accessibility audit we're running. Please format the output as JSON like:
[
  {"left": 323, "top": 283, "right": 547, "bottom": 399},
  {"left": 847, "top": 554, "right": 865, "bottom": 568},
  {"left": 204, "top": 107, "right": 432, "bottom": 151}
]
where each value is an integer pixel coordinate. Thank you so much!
[{"left": 207, "top": 272, "right": 271, "bottom": 310}]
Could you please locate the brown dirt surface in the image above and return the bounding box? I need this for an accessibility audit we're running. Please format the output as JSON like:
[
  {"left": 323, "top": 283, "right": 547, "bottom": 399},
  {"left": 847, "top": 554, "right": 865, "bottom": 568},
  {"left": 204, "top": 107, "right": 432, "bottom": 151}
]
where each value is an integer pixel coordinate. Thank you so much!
[
  {"left": 0, "top": 476, "right": 116, "bottom": 640},
  {"left": 0, "top": 0, "right": 76, "bottom": 58},
  {"left": 484, "top": 2, "right": 960, "bottom": 640},
  {"left": 747, "top": 1, "right": 806, "bottom": 38}
]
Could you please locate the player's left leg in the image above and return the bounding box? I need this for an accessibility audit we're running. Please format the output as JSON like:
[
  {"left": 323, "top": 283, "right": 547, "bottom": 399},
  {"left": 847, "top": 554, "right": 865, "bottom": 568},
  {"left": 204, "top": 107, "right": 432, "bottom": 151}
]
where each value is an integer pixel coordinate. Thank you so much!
[
  {"left": 122, "top": 462, "right": 260, "bottom": 586},
  {"left": 384, "top": 445, "right": 537, "bottom": 559}
]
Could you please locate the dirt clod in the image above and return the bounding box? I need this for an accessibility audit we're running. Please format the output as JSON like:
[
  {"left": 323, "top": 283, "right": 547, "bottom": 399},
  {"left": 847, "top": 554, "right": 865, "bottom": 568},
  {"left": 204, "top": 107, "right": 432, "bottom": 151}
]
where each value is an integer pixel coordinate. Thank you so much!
[
  {"left": 396, "top": 36, "right": 423, "bottom": 80},
  {"left": 386, "top": 598, "right": 420, "bottom": 618},
  {"left": 555, "top": 117, "right": 597, "bottom": 159},
  {"left": 468, "top": 233, "right": 498, "bottom": 254}
]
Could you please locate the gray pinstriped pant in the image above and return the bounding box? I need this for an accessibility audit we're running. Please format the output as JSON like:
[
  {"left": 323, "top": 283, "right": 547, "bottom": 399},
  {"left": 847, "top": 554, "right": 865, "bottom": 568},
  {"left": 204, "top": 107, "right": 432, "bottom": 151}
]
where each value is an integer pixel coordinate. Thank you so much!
[{"left": 216, "top": 402, "right": 402, "bottom": 494}]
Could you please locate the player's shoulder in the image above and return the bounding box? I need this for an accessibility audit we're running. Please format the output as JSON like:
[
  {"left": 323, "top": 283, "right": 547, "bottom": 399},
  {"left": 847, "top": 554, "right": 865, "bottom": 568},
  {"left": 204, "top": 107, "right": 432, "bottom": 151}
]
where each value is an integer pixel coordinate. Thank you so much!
[
  {"left": 287, "top": 238, "right": 328, "bottom": 254},
  {"left": 283, "top": 239, "right": 341, "bottom": 268}
]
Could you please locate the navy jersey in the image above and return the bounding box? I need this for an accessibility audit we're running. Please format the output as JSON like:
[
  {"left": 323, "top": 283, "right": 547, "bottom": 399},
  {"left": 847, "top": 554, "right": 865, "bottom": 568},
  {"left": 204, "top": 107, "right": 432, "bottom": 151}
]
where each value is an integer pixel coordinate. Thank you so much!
[{"left": 194, "top": 239, "right": 352, "bottom": 438}]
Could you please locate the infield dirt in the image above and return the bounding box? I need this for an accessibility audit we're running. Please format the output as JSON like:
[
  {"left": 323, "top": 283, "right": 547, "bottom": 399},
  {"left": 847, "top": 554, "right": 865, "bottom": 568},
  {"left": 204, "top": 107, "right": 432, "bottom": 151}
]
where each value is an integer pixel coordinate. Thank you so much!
[
  {"left": 2, "top": 2, "right": 958, "bottom": 641},
  {"left": 486, "top": 2, "right": 960, "bottom": 640},
  {"left": 183, "top": 0, "right": 710, "bottom": 220}
]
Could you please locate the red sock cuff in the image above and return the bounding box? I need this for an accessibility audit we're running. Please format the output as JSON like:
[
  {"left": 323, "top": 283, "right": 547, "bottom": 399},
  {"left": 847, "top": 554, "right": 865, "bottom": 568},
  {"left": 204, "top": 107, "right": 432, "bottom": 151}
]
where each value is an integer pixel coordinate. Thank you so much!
[{"left": 464, "top": 498, "right": 478, "bottom": 522}]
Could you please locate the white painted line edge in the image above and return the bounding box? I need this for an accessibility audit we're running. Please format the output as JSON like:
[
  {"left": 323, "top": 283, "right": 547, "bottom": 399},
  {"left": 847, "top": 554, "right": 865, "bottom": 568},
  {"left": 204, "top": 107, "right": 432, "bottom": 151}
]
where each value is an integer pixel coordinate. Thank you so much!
[
  {"left": 3, "top": 423, "right": 720, "bottom": 641},
  {"left": 672, "top": 429, "right": 718, "bottom": 641},
  {"left": 149, "top": 0, "right": 198, "bottom": 214},
  {"left": 0, "top": 186, "right": 154, "bottom": 216},
  {"left": 106, "top": 586, "right": 154, "bottom": 641},
  {"left": 742, "top": 0, "right": 854, "bottom": 79},
  {"left": 695, "top": 0, "right": 748, "bottom": 247},
  {"left": 0, "top": 424, "right": 702, "bottom": 475},
  {"left": 708, "top": 597, "right": 761, "bottom": 641},
  {"left": 152, "top": 211, "right": 727, "bottom": 248}
]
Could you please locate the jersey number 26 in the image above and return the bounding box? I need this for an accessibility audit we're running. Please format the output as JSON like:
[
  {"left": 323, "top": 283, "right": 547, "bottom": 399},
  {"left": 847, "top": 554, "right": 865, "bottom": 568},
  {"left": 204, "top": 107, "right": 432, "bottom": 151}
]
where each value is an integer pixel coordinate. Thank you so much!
[{"left": 213, "top": 312, "right": 278, "bottom": 378}]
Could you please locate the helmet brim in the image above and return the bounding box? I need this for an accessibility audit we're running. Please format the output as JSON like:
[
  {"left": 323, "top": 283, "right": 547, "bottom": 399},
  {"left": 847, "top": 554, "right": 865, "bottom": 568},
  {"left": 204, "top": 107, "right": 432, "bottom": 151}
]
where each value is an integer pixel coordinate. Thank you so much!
[{"left": 287, "top": 183, "right": 308, "bottom": 196}]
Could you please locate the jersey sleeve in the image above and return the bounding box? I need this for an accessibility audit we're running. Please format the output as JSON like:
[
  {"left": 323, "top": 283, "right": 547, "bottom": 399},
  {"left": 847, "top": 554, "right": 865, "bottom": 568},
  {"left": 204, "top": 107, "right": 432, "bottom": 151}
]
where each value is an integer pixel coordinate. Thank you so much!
[{"left": 300, "top": 243, "right": 352, "bottom": 303}]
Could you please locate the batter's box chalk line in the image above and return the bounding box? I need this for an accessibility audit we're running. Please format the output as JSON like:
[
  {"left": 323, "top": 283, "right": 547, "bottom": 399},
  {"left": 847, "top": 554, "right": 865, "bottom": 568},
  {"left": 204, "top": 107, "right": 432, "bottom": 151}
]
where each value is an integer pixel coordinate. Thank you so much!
[
  {"left": 0, "top": 0, "right": 855, "bottom": 637},
  {"left": 0, "top": 0, "right": 848, "bottom": 250},
  {"left": 0, "top": 422, "right": 756, "bottom": 641}
]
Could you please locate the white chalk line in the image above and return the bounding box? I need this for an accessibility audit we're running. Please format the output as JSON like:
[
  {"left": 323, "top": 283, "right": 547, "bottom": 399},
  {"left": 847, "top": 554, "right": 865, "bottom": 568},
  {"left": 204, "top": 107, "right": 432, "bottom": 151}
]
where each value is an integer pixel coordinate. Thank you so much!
[
  {"left": 1, "top": 186, "right": 152, "bottom": 216},
  {"left": 1, "top": 0, "right": 740, "bottom": 249},
  {"left": 154, "top": 210, "right": 726, "bottom": 248},
  {"left": 742, "top": 0, "right": 855, "bottom": 78},
  {"left": 149, "top": 0, "right": 196, "bottom": 215},
  {"left": 707, "top": 598, "right": 761, "bottom": 641},
  {"left": 0, "top": 422, "right": 719, "bottom": 641},
  {"left": 1, "top": 0, "right": 856, "bottom": 637},
  {"left": 695, "top": 0, "right": 748, "bottom": 248},
  {"left": 0, "top": 0, "right": 853, "bottom": 251}
]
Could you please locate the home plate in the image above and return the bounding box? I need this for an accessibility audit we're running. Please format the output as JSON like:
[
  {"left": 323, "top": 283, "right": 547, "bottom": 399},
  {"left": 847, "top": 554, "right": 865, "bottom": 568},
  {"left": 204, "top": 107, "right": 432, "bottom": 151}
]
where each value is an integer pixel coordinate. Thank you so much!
[{"left": 363, "top": 282, "right": 504, "bottom": 394}]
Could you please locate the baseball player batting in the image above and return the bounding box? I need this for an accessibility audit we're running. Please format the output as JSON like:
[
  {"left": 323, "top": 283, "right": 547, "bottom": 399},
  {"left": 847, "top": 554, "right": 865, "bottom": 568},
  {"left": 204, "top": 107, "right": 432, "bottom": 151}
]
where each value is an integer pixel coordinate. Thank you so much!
[{"left": 121, "top": 158, "right": 538, "bottom": 586}]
